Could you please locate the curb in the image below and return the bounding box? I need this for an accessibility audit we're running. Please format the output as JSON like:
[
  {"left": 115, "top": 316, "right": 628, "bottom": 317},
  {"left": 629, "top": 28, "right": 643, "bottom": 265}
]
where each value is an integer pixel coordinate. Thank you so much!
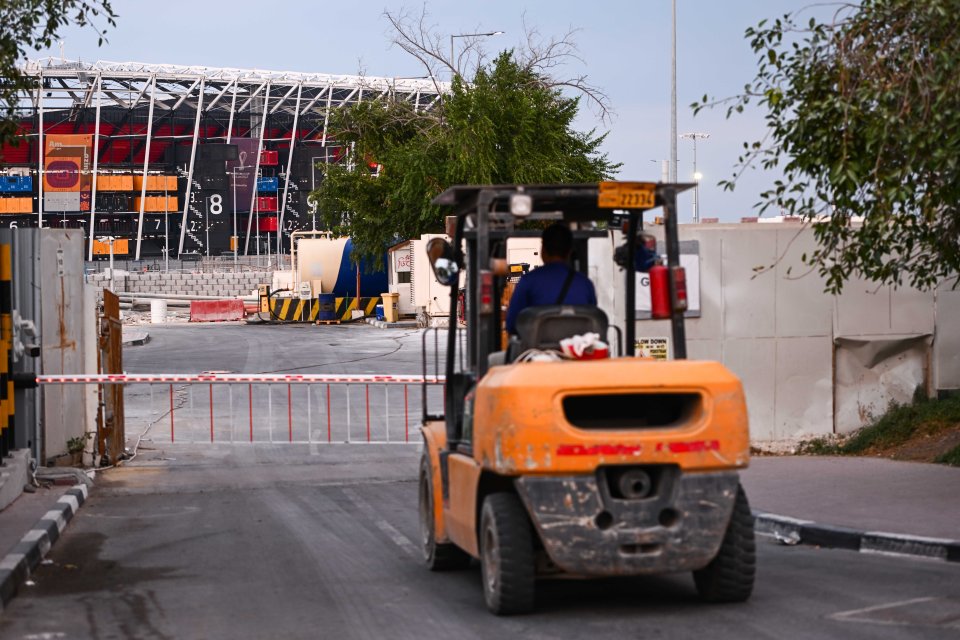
[
  {"left": 364, "top": 318, "right": 418, "bottom": 330},
  {"left": 753, "top": 511, "right": 960, "bottom": 563},
  {"left": 121, "top": 331, "right": 150, "bottom": 346},
  {"left": 0, "top": 484, "right": 89, "bottom": 612}
]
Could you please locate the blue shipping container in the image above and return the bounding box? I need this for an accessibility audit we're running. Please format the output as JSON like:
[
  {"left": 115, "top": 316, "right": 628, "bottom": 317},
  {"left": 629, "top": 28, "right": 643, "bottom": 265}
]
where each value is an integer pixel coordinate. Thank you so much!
[
  {"left": 257, "top": 177, "right": 279, "bottom": 192},
  {"left": 0, "top": 176, "right": 32, "bottom": 193}
]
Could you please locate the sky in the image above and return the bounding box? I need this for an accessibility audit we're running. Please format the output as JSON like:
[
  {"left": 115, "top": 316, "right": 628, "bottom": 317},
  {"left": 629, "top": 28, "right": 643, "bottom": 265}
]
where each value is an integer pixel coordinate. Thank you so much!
[{"left": 40, "top": 0, "right": 824, "bottom": 222}]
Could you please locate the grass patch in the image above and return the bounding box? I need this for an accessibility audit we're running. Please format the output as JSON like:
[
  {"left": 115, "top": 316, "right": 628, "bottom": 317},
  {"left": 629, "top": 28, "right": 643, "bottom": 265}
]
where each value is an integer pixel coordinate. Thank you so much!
[
  {"left": 839, "top": 395, "right": 960, "bottom": 454},
  {"left": 795, "top": 394, "right": 960, "bottom": 465},
  {"left": 795, "top": 436, "right": 842, "bottom": 456},
  {"left": 935, "top": 444, "right": 960, "bottom": 467}
]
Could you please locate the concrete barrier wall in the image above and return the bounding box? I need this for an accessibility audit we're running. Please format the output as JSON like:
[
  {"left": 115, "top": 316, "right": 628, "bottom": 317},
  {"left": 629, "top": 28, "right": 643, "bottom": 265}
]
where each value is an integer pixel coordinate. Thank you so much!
[
  {"left": 609, "top": 224, "right": 958, "bottom": 445},
  {"left": 86, "top": 271, "right": 272, "bottom": 298}
]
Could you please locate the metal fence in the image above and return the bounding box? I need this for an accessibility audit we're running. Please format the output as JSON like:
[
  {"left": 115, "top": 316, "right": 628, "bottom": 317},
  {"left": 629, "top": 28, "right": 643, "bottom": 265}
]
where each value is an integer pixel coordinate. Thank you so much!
[{"left": 38, "top": 373, "right": 444, "bottom": 445}]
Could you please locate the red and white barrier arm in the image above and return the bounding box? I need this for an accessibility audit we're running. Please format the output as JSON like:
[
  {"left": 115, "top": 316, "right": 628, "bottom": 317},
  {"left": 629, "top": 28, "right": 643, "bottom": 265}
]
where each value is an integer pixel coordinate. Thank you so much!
[{"left": 36, "top": 373, "right": 446, "bottom": 385}]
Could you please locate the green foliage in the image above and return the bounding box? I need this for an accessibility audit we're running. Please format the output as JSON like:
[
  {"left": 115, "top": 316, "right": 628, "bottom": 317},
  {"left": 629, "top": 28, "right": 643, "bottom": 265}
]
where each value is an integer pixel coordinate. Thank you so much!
[
  {"left": 839, "top": 395, "right": 960, "bottom": 454},
  {"left": 694, "top": 0, "right": 960, "bottom": 292},
  {"left": 795, "top": 436, "right": 841, "bottom": 456},
  {"left": 67, "top": 435, "right": 88, "bottom": 454},
  {"left": 0, "top": 1, "right": 116, "bottom": 146},
  {"left": 314, "top": 52, "right": 618, "bottom": 264},
  {"left": 797, "top": 394, "right": 960, "bottom": 464},
  {"left": 934, "top": 444, "right": 960, "bottom": 467}
]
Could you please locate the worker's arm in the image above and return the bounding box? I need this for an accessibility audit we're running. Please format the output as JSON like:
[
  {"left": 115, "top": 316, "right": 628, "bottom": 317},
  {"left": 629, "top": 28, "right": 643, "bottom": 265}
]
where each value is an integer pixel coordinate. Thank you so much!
[{"left": 505, "top": 276, "right": 530, "bottom": 335}]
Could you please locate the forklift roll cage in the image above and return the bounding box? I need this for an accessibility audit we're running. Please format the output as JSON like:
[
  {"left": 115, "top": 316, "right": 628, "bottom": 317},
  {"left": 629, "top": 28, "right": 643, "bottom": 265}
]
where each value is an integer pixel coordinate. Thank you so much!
[{"left": 429, "top": 182, "right": 695, "bottom": 448}]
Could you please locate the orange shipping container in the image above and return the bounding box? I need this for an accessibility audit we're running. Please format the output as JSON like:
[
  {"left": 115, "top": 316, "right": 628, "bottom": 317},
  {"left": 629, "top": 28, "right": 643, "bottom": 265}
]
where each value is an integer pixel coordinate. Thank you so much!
[
  {"left": 99, "top": 174, "right": 135, "bottom": 191},
  {"left": 92, "top": 238, "right": 129, "bottom": 255},
  {"left": 134, "top": 196, "right": 178, "bottom": 212},
  {"left": 0, "top": 199, "right": 9, "bottom": 214},
  {"left": 14, "top": 197, "right": 32, "bottom": 213},
  {"left": 133, "top": 175, "right": 178, "bottom": 192}
]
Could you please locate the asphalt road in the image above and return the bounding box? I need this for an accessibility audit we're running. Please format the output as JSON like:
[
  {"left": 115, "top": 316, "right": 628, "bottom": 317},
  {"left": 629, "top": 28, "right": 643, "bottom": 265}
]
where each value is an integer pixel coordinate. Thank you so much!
[
  {"left": 2, "top": 445, "right": 959, "bottom": 640},
  {"left": 122, "top": 323, "right": 438, "bottom": 376},
  {"left": 2, "top": 325, "right": 957, "bottom": 638},
  {"left": 121, "top": 323, "right": 447, "bottom": 444}
]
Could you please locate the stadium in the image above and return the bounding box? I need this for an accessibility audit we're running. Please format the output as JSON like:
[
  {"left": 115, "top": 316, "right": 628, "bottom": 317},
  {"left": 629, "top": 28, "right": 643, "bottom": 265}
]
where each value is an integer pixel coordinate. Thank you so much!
[{"left": 1, "top": 58, "right": 447, "bottom": 260}]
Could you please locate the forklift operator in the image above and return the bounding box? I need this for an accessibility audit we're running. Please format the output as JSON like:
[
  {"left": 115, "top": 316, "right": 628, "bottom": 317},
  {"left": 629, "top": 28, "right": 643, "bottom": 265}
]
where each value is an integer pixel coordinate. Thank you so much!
[{"left": 505, "top": 223, "right": 597, "bottom": 335}]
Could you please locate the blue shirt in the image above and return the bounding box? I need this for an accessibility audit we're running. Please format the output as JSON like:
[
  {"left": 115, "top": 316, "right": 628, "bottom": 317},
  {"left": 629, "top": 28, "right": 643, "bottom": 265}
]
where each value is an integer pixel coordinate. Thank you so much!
[{"left": 506, "top": 262, "right": 597, "bottom": 334}]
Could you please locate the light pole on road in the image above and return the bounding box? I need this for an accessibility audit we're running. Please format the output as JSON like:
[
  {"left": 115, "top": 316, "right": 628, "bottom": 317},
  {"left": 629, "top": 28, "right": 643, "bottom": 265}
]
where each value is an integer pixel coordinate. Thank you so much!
[
  {"left": 450, "top": 31, "right": 504, "bottom": 78},
  {"left": 680, "top": 132, "right": 710, "bottom": 222}
]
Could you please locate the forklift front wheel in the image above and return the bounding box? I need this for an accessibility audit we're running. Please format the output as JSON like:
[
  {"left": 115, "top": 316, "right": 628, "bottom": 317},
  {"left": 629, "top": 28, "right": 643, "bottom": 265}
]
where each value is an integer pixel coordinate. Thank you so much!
[
  {"left": 419, "top": 455, "right": 471, "bottom": 571},
  {"left": 480, "top": 493, "right": 536, "bottom": 615},
  {"left": 693, "top": 484, "right": 756, "bottom": 603}
]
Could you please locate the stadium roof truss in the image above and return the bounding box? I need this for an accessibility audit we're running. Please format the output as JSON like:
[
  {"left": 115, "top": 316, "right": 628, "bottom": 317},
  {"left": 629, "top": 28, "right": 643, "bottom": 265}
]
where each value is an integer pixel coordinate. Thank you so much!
[{"left": 14, "top": 58, "right": 449, "bottom": 259}]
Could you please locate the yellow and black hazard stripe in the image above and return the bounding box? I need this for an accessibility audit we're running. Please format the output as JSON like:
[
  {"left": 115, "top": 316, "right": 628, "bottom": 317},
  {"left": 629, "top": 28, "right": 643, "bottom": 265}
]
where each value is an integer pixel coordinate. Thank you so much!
[
  {"left": 333, "top": 296, "right": 380, "bottom": 321},
  {"left": 268, "top": 297, "right": 321, "bottom": 323},
  {"left": 0, "top": 242, "right": 11, "bottom": 457},
  {"left": 267, "top": 296, "right": 382, "bottom": 323}
]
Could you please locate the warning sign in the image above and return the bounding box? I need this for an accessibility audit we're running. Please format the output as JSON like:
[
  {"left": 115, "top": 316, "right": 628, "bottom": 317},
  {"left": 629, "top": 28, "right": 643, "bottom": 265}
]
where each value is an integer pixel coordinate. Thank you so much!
[{"left": 636, "top": 337, "right": 669, "bottom": 360}]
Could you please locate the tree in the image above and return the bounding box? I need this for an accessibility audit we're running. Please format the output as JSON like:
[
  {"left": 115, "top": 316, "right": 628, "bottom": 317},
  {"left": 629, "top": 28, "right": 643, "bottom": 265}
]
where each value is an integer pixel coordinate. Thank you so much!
[
  {"left": 314, "top": 51, "right": 618, "bottom": 264},
  {"left": 0, "top": 1, "right": 117, "bottom": 146},
  {"left": 696, "top": 0, "right": 960, "bottom": 292}
]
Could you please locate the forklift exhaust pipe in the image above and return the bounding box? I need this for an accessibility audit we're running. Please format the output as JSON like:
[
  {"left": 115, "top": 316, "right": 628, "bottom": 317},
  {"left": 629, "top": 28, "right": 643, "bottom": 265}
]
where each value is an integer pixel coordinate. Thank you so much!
[{"left": 618, "top": 469, "right": 653, "bottom": 499}]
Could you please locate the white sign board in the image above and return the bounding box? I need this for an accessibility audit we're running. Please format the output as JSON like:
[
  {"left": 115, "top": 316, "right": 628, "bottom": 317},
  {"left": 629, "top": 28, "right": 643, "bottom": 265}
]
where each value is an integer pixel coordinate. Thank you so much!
[
  {"left": 636, "top": 337, "right": 670, "bottom": 360},
  {"left": 395, "top": 247, "right": 412, "bottom": 273},
  {"left": 298, "top": 281, "right": 313, "bottom": 300}
]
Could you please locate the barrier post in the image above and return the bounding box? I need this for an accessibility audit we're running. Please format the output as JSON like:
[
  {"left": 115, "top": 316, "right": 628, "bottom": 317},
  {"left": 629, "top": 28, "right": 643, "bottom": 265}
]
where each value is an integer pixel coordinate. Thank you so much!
[
  {"left": 209, "top": 383, "right": 214, "bottom": 442},
  {"left": 0, "top": 242, "right": 11, "bottom": 458}
]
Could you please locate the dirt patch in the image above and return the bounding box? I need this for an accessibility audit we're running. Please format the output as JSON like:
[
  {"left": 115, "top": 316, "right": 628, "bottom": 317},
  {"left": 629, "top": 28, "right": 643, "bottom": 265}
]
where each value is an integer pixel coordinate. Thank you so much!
[{"left": 862, "top": 423, "right": 960, "bottom": 463}]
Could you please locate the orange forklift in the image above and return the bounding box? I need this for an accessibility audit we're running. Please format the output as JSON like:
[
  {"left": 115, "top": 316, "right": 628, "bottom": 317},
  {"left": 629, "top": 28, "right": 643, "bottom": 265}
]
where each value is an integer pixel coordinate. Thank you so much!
[{"left": 419, "top": 182, "right": 754, "bottom": 614}]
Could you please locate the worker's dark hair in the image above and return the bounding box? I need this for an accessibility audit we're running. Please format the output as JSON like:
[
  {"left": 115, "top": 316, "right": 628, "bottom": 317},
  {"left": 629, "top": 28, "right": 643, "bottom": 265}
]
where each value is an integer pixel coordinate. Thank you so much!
[{"left": 542, "top": 223, "right": 573, "bottom": 258}]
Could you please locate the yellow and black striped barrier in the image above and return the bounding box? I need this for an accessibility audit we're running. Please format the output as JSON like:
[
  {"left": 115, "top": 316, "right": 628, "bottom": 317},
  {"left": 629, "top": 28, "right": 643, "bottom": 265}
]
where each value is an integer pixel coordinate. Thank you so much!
[
  {"left": 0, "top": 242, "right": 11, "bottom": 457},
  {"left": 267, "top": 296, "right": 382, "bottom": 323}
]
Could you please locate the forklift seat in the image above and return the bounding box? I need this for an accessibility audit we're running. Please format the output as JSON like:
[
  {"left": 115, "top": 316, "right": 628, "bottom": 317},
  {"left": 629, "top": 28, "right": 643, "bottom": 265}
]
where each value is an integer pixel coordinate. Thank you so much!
[{"left": 507, "top": 305, "right": 609, "bottom": 361}]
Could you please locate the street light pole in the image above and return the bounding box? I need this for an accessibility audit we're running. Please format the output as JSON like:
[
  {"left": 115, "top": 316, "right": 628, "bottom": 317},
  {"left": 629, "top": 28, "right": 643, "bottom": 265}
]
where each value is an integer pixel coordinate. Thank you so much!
[
  {"left": 450, "top": 30, "right": 505, "bottom": 78},
  {"left": 670, "top": 0, "right": 677, "bottom": 183},
  {"left": 680, "top": 132, "right": 710, "bottom": 222},
  {"left": 164, "top": 186, "right": 169, "bottom": 272},
  {"left": 231, "top": 165, "right": 245, "bottom": 272},
  {"left": 204, "top": 196, "right": 210, "bottom": 258}
]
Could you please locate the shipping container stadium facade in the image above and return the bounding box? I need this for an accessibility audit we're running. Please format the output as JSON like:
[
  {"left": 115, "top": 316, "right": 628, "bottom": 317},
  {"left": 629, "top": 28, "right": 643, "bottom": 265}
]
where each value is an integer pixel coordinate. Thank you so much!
[{"left": 1, "top": 58, "right": 447, "bottom": 260}]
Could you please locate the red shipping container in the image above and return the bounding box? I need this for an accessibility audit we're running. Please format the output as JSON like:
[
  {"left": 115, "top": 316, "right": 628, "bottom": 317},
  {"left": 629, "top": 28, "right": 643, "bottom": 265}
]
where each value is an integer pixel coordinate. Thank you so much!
[
  {"left": 258, "top": 216, "right": 278, "bottom": 232},
  {"left": 260, "top": 150, "right": 278, "bottom": 165},
  {"left": 257, "top": 196, "right": 277, "bottom": 212}
]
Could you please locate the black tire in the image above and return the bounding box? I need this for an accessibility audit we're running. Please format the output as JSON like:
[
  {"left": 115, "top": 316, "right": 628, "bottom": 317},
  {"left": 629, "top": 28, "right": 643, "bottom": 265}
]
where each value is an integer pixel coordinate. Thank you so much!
[
  {"left": 419, "top": 454, "right": 471, "bottom": 571},
  {"left": 480, "top": 493, "right": 536, "bottom": 615},
  {"left": 693, "top": 484, "right": 756, "bottom": 603}
]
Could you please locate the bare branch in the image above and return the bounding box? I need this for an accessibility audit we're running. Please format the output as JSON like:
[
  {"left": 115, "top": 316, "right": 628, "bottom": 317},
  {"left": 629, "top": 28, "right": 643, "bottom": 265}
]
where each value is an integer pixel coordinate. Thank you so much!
[{"left": 383, "top": 4, "right": 613, "bottom": 122}]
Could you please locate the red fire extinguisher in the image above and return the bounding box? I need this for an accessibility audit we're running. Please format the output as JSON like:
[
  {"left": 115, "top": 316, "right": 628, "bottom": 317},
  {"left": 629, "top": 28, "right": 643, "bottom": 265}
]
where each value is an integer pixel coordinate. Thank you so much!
[
  {"left": 650, "top": 265, "right": 687, "bottom": 319},
  {"left": 649, "top": 265, "right": 670, "bottom": 319}
]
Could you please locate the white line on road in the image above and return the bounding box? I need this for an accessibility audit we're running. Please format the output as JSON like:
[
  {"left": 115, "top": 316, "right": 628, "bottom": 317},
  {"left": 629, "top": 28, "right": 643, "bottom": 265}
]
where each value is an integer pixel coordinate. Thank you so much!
[
  {"left": 340, "top": 487, "right": 420, "bottom": 559},
  {"left": 830, "top": 596, "right": 942, "bottom": 627}
]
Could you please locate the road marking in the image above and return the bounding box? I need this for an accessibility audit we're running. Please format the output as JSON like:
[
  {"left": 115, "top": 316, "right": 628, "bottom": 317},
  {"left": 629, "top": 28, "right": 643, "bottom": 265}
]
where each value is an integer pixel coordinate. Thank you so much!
[
  {"left": 340, "top": 487, "right": 419, "bottom": 559},
  {"left": 831, "top": 596, "right": 960, "bottom": 628}
]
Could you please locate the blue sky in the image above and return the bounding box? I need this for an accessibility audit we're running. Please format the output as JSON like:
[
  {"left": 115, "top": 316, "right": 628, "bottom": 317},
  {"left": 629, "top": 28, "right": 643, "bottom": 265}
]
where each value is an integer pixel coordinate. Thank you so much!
[{"left": 43, "top": 0, "right": 823, "bottom": 221}]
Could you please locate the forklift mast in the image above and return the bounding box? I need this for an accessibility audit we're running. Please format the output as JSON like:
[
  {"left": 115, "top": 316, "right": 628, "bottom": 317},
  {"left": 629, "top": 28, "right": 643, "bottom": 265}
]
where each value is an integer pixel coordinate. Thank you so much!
[{"left": 432, "top": 182, "right": 694, "bottom": 445}]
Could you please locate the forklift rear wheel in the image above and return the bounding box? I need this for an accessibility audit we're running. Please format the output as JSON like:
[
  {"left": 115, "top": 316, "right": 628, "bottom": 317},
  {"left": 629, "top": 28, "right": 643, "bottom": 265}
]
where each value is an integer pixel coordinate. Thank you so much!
[
  {"left": 419, "top": 455, "right": 471, "bottom": 571},
  {"left": 693, "top": 484, "right": 756, "bottom": 603},
  {"left": 480, "top": 493, "right": 535, "bottom": 615}
]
